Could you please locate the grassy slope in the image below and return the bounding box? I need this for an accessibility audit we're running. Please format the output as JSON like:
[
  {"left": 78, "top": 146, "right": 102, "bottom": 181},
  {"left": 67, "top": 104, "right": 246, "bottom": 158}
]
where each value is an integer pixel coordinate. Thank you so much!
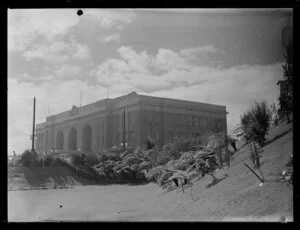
[{"left": 136, "top": 121, "right": 293, "bottom": 221}]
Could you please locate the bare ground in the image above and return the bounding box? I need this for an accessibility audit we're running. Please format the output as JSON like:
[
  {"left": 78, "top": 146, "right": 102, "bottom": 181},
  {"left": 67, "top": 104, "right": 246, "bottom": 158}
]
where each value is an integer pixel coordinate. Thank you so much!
[{"left": 8, "top": 122, "right": 293, "bottom": 222}]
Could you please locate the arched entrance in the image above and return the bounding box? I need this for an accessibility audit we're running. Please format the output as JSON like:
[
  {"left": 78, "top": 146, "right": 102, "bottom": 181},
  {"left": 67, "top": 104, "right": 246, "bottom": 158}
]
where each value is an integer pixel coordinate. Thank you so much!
[
  {"left": 82, "top": 125, "right": 92, "bottom": 151},
  {"left": 68, "top": 127, "right": 77, "bottom": 151},
  {"left": 56, "top": 131, "right": 64, "bottom": 150}
]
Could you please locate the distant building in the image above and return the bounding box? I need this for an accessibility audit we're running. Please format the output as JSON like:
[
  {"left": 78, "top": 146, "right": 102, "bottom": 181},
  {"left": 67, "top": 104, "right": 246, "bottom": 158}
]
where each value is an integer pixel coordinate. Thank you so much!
[{"left": 35, "top": 92, "right": 227, "bottom": 155}]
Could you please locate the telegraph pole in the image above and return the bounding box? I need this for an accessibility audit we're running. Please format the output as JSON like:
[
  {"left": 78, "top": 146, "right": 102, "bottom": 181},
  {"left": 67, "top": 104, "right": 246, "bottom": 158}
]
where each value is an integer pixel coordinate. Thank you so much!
[
  {"left": 80, "top": 91, "right": 82, "bottom": 107},
  {"left": 31, "top": 96, "right": 36, "bottom": 152},
  {"left": 123, "top": 107, "right": 126, "bottom": 152}
]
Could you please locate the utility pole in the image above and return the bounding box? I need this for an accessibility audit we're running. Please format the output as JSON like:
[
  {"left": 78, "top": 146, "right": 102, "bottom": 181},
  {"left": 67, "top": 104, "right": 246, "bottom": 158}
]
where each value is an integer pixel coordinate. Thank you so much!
[
  {"left": 123, "top": 107, "right": 126, "bottom": 152},
  {"left": 80, "top": 91, "right": 82, "bottom": 107},
  {"left": 31, "top": 96, "right": 36, "bottom": 152}
]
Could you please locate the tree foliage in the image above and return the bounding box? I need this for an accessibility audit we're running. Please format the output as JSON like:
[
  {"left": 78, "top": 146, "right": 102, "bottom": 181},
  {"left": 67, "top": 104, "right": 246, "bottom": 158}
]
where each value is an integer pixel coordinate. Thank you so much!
[
  {"left": 240, "top": 101, "right": 271, "bottom": 147},
  {"left": 20, "top": 150, "right": 39, "bottom": 167},
  {"left": 277, "top": 42, "right": 293, "bottom": 122}
]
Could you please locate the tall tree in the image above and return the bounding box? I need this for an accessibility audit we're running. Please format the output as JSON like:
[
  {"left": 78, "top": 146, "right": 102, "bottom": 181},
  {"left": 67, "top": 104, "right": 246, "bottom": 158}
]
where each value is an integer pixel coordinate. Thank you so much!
[{"left": 277, "top": 42, "right": 293, "bottom": 122}]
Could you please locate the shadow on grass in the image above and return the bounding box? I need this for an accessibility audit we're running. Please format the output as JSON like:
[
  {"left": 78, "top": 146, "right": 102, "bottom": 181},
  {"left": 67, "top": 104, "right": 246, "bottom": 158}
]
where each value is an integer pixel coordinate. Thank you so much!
[
  {"left": 263, "top": 128, "right": 293, "bottom": 147},
  {"left": 206, "top": 174, "right": 228, "bottom": 188}
]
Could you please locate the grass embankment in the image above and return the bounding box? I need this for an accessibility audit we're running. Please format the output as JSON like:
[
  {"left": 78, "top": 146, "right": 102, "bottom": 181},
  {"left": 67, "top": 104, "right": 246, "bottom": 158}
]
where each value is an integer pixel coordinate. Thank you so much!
[{"left": 138, "top": 121, "right": 293, "bottom": 221}]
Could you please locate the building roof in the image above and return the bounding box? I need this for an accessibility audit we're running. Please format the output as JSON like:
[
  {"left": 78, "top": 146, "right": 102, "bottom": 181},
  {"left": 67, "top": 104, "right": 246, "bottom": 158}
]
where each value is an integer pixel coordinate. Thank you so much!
[{"left": 36, "top": 91, "right": 227, "bottom": 128}]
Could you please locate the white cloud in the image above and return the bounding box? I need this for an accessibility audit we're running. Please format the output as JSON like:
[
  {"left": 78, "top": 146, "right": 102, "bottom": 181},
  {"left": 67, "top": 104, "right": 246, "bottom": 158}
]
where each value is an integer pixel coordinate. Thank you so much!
[
  {"left": 54, "top": 64, "right": 82, "bottom": 79},
  {"left": 19, "top": 73, "right": 54, "bottom": 82},
  {"left": 8, "top": 9, "right": 135, "bottom": 52},
  {"left": 83, "top": 9, "right": 136, "bottom": 29},
  {"left": 22, "top": 36, "right": 90, "bottom": 63},
  {"left": 8, "top": 9, "right": 80, "bottom": 52},
  {"left": 98, "top": 34, "right": 120, "bottom": 44},
  {"left": 180, "top": 45, "right": 219, "bottom": 57}
]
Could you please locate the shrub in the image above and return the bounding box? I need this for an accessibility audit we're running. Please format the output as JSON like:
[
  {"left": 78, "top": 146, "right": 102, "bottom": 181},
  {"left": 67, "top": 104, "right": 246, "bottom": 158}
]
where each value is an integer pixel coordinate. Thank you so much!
[
  {"left": 240, "top": 101, "right": 271, "bottom": 147},
  {"left": 277, "top": 42, "right": 293, "bottom": 122},
  {"left": 105, "top": 152, "right": 122, "bottom": 162},
  {"left": 85, "top": 154, "right": 99, "bottom": 166},
  {"left": 43, "top": 154, "right": 56, "bottom": 166},
  {"left": 146, "top": 165, "right": 167, "bottom": 183},
  {"left": 157, "top": 171, "right": 174, "bottom": 186},
  {"left": 194, "top": 153, "right": 219, "bottom": 181},
  {"left": 122, "top": 155, "right": 143, "bottom": 166},
  {"left": 145, "top": 137, "right": 156, "bottom": 150},
  {"left": 157, "top": 152, "right": 172, "bottom": 166},
  {"left": 20, "top": 150, "right": 39, "bottom": 167},
  {"left": 162, "top": 142, "right": 180, "bottom": 160},
  {"left": 71, "top": 154, "right": 85, "bottom": 165}
]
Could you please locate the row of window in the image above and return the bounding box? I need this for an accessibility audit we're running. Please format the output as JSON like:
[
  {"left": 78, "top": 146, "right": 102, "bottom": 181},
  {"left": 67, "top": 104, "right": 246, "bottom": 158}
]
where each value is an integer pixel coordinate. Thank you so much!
[
  {"left": 168, "top": 131, "right": 201, "bottom": 140},
  {"left": 147, "top": 113, "right": 224, "bottom": 128},
  {"left": 169, "top": 113, "right": 210, "bottom": 127}
]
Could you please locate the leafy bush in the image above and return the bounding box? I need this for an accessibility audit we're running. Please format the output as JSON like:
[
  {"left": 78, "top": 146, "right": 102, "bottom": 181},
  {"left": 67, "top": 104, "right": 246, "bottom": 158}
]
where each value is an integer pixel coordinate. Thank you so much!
[
  {"left": 157, "top": 171, "right": 174, "bottom": 186},
  {"left": 97, "top": 153, "right": 108, "bottom": 162},
  {"left": 71, "top": 154, "right": 85, "bottom": 165},
  {"left": 162, "top": 142, "right": 180, "bottom": 160},
  {"left": 43, "top": 154, "right": 56, "bottom": 166},
  {"left": 85, "top": 154, "right": 100, "bottom": 166},
  {"left": 122, "top": 155, "right": 143, "bottom": 166},
  {"left": 20, "top": 150, "right": 39, "bottom": 167},
  {"left": 145, "top": 137, "right": 156, "bottom": 150},
  {"left": 240, "top": 101, "right": 271, "bottom": 147},
  {"left": 105, "top": 152, "right": 122, "bottom": 162},
  {"left": 277, "top": 42, "right": 293, "bottom": 122},
  {"left": 157, "top": 152, "right": 172, "bottom": 166},
  {"left": 194, "top": 153, "right": 219, "bottom": 180},
  {"left": 146, "top": 165, "right": 167, "bottom": 182}
]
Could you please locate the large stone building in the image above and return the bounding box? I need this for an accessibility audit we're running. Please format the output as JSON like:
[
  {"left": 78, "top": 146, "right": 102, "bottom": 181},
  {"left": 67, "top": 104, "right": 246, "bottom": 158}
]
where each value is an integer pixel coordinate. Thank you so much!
[{"left": 35, "top": 92, "right": 227, "bottom": 154}]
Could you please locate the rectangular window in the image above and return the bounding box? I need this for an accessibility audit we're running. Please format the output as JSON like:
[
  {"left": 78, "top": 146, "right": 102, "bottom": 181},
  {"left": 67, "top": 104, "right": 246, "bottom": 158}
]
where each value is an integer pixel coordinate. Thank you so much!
[
  {"left": 195, "top": 116, "right": 199, "bottom": 127},
  {"left": 128, "top": 112, "right": 132, "bottom": 125},
  {"left": 176, "top": 115, "right": 180, "bottom": 125},
  {"left": 169, "top": 113, "right": 172, "bottom": 124},
  {"left": 168, "top": 131, "right": 173, "bottom": 141},
  {"left": 172, "top": 114, "right": 176, "bottom": 124},
  {"left": 156, "top": 114, "right": 159, "bottom": 124},
  {"left": 181, "top": 115, "right": 185, "bottom": 126},
  {"left": 189, "top": 116, "right": 193, "bottom": 126},
  {"left": 148, "top": 129, "right": 152, "bottom": 138},
  {"left": 156, "top": 130, "right": 160, "bottom": 140},
  {"left": 116, "top": 133, "right": 120, "bottom": 146}
]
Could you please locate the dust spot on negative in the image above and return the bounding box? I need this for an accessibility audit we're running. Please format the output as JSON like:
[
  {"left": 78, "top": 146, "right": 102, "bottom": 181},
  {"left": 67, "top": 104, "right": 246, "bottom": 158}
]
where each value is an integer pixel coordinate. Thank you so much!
[{"left": 77, "top": 10, "right": 83, "bottom": 16}]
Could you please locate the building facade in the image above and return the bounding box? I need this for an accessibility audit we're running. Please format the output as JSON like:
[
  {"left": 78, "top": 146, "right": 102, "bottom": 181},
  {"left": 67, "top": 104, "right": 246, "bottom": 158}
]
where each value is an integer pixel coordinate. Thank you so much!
[{"left": 35, "top": 92, "right": 228, "bottom": 154}]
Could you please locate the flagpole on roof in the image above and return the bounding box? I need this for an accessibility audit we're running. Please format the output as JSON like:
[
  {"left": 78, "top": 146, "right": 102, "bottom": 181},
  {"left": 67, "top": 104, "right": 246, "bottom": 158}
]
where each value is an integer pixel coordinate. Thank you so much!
[{"left": 31, "top": 96, "right": 36, "bottom": 152}]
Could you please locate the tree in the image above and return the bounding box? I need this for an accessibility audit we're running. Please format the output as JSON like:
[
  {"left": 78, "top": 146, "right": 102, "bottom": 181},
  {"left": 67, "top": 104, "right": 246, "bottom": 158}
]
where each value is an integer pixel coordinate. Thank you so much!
[
  {"left": 240, "top": 101, "right": 271, "bottom": 147},
  {"left": 227, "top": 135, "right": 237, "bottom": 151},
  {"left": 277, "top": 42, "right": 293, "bottom": 122},
  {"left": 20, "top": 149, "right": 39, "bottom": 167},
  {"left": 240, "top": 101, "right": 271, "bottom": 168}
]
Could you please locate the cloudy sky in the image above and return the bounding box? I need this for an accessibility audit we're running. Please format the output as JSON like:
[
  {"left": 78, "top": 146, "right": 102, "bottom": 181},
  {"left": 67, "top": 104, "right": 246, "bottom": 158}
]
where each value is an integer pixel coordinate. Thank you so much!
[{"left": 8, "top": 8, "right": 292, "bottom": 154}]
